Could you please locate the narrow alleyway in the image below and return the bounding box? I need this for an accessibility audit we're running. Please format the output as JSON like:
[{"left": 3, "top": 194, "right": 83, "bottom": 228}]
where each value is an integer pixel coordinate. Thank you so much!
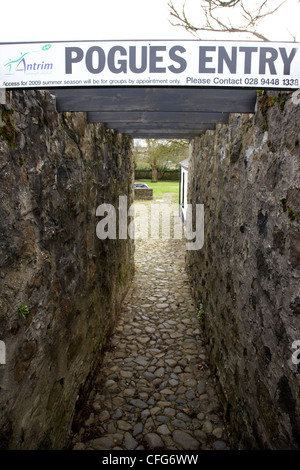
[{"left": 69, "top": 198, "right": 230, "bottom": 451}]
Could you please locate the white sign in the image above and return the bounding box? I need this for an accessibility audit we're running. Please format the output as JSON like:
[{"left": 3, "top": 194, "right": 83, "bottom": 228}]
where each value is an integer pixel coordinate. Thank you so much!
[{"left": 0, "top": 40, "right": 299, "bottom": 89}]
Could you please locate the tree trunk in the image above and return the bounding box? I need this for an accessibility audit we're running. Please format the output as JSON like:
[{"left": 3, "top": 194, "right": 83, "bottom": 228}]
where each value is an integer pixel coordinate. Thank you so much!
[{"left": 151, "top": 163, "right": 158, "bottom": 182}]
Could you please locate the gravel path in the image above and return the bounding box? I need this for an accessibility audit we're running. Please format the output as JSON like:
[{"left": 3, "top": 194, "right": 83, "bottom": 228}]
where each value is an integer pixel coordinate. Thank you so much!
[{"left": 70, "top": 199, "right": 230, "bottom": 451}]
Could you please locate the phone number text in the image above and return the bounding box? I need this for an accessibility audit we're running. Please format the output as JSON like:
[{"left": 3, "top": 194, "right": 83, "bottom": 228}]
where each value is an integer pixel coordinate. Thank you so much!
[{"left": 186, "top": 77, "right": 299, "bottom": 87}]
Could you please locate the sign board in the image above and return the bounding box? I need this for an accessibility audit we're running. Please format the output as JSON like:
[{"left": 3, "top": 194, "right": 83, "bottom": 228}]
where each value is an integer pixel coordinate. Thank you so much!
[{"left": 0, "top": 40, "right": 299, "bottom": 89}]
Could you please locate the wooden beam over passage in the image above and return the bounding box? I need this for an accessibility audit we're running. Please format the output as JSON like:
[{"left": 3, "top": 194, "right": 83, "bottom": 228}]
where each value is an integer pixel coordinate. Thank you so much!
[
  {"left": 87, "top": 111, "right": 229, "bottom": 124},
  {"left": 120, "top": 131, "right": 204, "bottom": 139},
  {"left": 105, "top": 122, "right": 216, "bottom": 133},
  {"left": 52, "top": 87, "right": 257, "bottom": 114},
  {"left": 51, "top": 86, "right": 257, "bottom": 138}
]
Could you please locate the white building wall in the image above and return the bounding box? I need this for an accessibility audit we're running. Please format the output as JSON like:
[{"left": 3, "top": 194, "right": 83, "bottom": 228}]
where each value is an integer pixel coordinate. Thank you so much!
[{"left": 180, "top": 166, "right": 189, "bottom": 223}]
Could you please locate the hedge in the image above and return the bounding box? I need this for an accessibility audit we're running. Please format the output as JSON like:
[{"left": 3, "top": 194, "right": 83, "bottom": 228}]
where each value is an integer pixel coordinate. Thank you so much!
[{"left": 135, "top": 169, "right": 179, "bottom": 181}]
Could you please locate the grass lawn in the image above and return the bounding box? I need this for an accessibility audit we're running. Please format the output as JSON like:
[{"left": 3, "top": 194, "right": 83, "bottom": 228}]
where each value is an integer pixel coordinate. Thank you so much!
[{"left": 136, "top": 179, "right": 179, "bottom": 201}]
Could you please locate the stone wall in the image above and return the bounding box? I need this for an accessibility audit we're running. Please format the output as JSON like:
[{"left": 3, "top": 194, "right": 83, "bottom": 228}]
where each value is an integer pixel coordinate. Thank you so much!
[
  {"left": 186, "top": 90, "right": 300, "bottom": 449},
  {"left": 134, "top": 187, "right": 153, "bottom": 200},
  {"left": 0, "top": 90, "right": 135, "bottom": 449}
]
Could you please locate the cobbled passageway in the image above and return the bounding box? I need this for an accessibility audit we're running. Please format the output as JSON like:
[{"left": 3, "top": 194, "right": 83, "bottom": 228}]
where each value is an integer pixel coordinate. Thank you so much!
[{"left": 70, "top": 199, "right": 230, "bottom": 451}]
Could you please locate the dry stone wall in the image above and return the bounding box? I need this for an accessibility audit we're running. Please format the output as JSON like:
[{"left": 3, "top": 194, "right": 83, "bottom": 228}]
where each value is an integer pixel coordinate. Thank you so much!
[
  {"left": 134, "top": 187, "right": 153, "bottom": 200},
  {"left": 0, "top": 90, "right": 134, "bottom": 449},
  {"left": 186, "top": 90, "right": 300, "bottom": 449}
]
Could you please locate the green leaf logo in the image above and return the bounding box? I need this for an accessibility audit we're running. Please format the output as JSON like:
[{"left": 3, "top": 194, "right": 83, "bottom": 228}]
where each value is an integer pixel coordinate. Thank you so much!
[{"left": 42, "top": 44, "right": 52, "bottom": 51}]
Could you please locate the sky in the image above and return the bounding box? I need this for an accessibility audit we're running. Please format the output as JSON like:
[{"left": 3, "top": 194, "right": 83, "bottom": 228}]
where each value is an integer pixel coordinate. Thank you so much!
[{"left": 0, "top": 0, "right": 299, "bottom": 44}]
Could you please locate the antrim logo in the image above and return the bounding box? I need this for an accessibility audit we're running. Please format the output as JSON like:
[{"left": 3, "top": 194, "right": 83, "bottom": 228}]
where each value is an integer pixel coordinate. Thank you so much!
[{"left": 4, "top": 44, "right": 53, "bottom": 75}]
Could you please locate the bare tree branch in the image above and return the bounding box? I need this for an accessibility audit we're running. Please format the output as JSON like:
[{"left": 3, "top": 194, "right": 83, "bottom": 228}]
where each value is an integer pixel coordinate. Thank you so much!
[{"left": 168, "top": 0, "right": 289, "bottom": 41}]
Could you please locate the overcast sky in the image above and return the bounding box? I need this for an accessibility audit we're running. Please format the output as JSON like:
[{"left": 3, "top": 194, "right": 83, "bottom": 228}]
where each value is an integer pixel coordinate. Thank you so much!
[{"left": 0, "top": 0, "right": 299, "bottom": 43}]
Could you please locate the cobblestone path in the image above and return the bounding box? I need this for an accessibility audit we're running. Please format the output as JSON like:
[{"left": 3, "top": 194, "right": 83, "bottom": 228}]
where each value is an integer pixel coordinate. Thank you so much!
[{"left": 70, "top": 202, "right": 230, "bottom": 451}]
